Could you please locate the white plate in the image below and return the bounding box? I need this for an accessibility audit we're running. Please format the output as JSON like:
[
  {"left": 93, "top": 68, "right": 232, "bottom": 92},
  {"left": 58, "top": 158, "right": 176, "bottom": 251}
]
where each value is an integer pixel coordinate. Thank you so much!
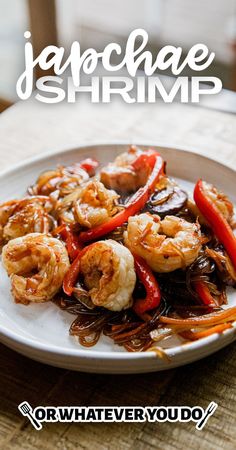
[{"left": 0, "top": 143, "right": 235, "bottom": 374}]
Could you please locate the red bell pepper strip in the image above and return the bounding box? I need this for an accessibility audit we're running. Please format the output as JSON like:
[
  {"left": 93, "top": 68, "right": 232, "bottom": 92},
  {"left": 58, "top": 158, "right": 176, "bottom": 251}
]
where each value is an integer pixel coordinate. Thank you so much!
[
  {"left": 63, "top": 243, "right": 97, "bottom": 296},
  {"left": 59, "top": 224, "right": 82, "bottom": 261},
  {"left": 78, "top": 153, "right": 164, "bottom": 243},
  {"left": 194, "top": 281, "right": 216, "bottom": 307},
  {"left": 131, "top": 149, "right": 158, "bottom": 171},
  {"left": 194, "top": 179, "right": 236, "bottom": 270},
  {"left": 79, "top": 158, "right": 99, "bottom": 176},
  {"left": 133, "top": 255, "right": 161, "bottom": 315},
  {"left": 65, "top": 227, "right": 82, "bottom": 261}
]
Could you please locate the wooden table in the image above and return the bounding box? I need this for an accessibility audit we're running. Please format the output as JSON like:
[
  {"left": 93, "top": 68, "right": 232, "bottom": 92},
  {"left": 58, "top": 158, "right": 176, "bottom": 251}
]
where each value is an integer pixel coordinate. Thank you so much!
[{"left": 0, "top": 98, "right": 236, "bottom": 450}]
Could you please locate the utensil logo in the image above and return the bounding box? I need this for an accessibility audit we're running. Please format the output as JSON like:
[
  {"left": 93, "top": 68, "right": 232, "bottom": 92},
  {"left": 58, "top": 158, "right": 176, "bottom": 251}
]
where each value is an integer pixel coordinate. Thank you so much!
[
  {"left": 196, "top": 401, "right": 218, "bottom": 430},
  {"left": 18, "top": 401, "right": 42, "bottom": 431}
]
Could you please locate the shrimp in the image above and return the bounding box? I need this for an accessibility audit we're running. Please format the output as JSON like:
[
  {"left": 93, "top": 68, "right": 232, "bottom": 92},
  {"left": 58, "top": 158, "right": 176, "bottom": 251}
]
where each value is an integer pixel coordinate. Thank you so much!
[
  {"left": 2, "top": 233, "right": 70, "bottom": 304},
  {"left": 80, "top": 240, "right": 136, "bottom": 311},
  {"left": 0, "top": 196, "right": 55, "bottom": 248},
  {"left": 188, "top": 181, "right": 234, "bottom": 226},
  {"left": 57, "top": 180, "right": 120, "bottom": 228},
  {"left": 124, "top": 213, "right": 202, "bottom": 272},
  {"left": 0, "top": 200, "right": 18, "bottom": 247},
  {"left": 28, "top": 163, "right": 89, "bottom": 198},
  {"left": 100, "top": 146, "right": 153, "bottom": 194}
]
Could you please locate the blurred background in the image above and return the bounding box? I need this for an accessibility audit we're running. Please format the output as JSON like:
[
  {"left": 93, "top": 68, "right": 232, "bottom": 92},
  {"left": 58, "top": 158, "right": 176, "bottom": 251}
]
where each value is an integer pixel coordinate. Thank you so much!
[{"left": 0, "top": 0, "right": 236, "bottom": 111}]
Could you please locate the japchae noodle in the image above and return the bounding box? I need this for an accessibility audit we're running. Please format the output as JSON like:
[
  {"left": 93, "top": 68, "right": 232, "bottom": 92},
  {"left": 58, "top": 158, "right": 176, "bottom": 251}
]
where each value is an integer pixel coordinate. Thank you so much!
[{"left": 54, "top": 294, "right": 169, "bottom": 351}]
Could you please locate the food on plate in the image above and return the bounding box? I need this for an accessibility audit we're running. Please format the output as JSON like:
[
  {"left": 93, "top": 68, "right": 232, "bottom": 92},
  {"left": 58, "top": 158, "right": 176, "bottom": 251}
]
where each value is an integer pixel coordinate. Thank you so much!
[
  {"left": 28, "top": 158, "right": 98, "bottom": 198},
  {"left": 145, "top": 176, "right": 188, "bottom": 217},
  {"left": 124, "top": 213, "right": 202, "bottom": 272},
  {"left": 65, "top": 239, "right": 136, "bottom": 311},
  {"left": 56, "top": 180, "right": 120, "bottom": 228},
  {"left": 100, "top": 145, "right": 154, "bottom": 193},
  {"left": 187, "top": 181, "right": 234, "bottom": 227},
  {"left": 1, "top": 146, "right": 236, "bottom": 353},
  {"left": 0, "top": 196, "right": 55, "bottom": 249},
  {"left": 2, "top": 233, "right": 70, "bottom": 304},
  {"left": 199, "top": 181, "right": 234, "bottom": 224}
]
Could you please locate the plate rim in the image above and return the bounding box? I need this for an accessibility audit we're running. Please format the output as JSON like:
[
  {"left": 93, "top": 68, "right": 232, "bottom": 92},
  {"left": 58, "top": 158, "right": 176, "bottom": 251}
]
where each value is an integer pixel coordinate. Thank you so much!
[
  {"left": 0, "top": 141, "right": 235, "bottom": 363},
  {"left": 0, "top": 139, "right": 235, "bottom": 181}
]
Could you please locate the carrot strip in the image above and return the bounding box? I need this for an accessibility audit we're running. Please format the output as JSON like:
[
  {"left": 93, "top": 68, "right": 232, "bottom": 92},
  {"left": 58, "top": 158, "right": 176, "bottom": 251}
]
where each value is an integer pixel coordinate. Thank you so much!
[
  {"left": 179, "top": 323, "right": 233, "bottom": 340},
  {"left": 159, "top": 306, "right": 236, "bottom": 326}
]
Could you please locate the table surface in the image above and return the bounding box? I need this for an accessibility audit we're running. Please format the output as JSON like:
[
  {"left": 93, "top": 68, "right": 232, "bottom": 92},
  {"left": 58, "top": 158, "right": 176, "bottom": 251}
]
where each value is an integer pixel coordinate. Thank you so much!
[{"left": 0, "top": 97, "right": 236, "bottom": 450}]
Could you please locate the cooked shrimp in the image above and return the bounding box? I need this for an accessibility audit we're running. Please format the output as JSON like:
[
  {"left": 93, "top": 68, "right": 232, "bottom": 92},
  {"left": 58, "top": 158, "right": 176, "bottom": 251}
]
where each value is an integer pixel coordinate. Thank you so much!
[
  {"left": 2, "top": 233, "right": 70, "bottom": 304},
  {"left": 0, "top": 200, "right": 18, "bottom": 247},
  {"left": 188, "top": 181, "right": 234, "bottom": 226},
  {"left": 74, "top": 180, "right": 120, "bottom": 228},
  {"left": 0, "top": 196, "right": 55, "bottom": 248},
  {"left": 100, "top": 146, "right": 153, "bottom": 194},
  {"left": 124, "top": 213, "right": 202, "bottom": 272},
  {"left": 80, "top": 240, "right": 136, "bottom": 311},
  {"left": 28, "top": 163, "right": 89, "bottom": 198},
  {"left": 57, "top": 180, "right": 120, "bottom": 228}
]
